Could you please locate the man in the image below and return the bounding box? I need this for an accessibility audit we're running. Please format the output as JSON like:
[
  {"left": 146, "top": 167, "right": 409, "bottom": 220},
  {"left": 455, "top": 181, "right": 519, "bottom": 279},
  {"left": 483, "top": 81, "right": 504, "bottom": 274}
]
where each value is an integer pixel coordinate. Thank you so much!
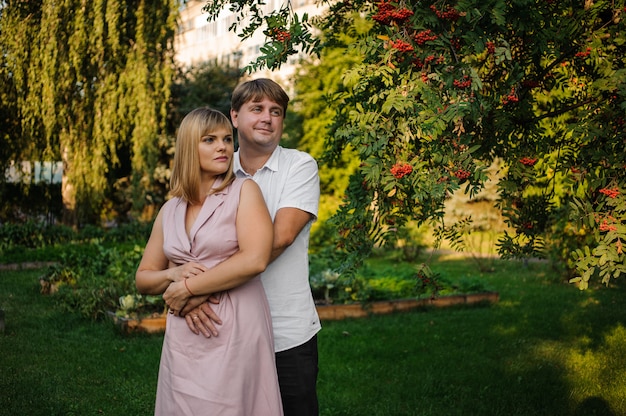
[{"left": 183, "top": 78, "right": 321, "bottom": 415}]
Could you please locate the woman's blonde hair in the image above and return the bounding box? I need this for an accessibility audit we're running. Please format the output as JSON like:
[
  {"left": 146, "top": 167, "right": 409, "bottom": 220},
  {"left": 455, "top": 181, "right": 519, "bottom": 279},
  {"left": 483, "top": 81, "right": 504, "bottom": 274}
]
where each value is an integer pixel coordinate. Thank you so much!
[{"left": 169, "top": 107, "right": 235, "bottom": 204}]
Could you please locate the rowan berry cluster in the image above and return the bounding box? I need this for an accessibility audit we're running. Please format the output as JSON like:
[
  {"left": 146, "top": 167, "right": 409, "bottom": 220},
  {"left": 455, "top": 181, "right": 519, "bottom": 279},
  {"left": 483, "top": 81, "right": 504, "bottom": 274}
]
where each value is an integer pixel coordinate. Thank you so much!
[
  {"left": 413, "top": 54, "right": 441, "bottom": 69},
  {"left": 417, "top": 271, "right": 434, "bottom": 287},
  {"left": 454, "top": 168, "right": 471, "bottom": 180},
  {"left": 414, "top": 29, "right": 438, "bottom": 45},
  {"left": 390, "top": 39, "right": 414, "bottom": 52},
  {"left": 453, "top": 75, "right": 471, "bottom": 89},
  {"left": 391, "top": 7, "right": 414, "bottom": 22},
  {"left": 431, "top": 55, "right": 444, "bottom": 64},
  {"left": 372, "top": 1, "right": 414, "bottom": 25},
  {"left": 486, "top": 41, "right": 495, "bottom": 54},
  {"left": 519, "top": 157, "right": 537, "bottom": 166},
  {"left": 575, "top": 47, "right": 592, "bottom": 58},
  {"left": 430, "top": 4, "right": 461, "bottom": 21},
  {"left": 501, "top": 88, "right": 519, "bottom": 105},
  {"left": 391, "top": 162, "right": 413, "bottom": 179},
  {"left": 372, "top": 0, "right": 394, "bottom": 24},
  {"left": 599, "top": 187, "right": 620, "bottom": 198},
  {"left": 599, "top": 219, "right": 617, "bottom": 232},
  {"left": 268, "top": 27, "right": 291, "bottom": 42}
]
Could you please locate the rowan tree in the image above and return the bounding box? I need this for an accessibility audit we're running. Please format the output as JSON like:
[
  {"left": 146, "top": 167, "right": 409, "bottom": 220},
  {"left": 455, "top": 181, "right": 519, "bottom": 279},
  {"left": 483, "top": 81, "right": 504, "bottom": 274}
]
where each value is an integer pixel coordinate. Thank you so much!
[{"left": 205, "top": 0, "right": 625, "bottom": 288}]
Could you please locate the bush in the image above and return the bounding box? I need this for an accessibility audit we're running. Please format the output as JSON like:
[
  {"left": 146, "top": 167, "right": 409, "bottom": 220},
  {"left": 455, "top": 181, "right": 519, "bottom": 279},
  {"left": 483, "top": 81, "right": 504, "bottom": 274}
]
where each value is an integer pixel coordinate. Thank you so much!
[
  {"left": 0, "top": 220, "right": 152, "bottom": 255},
  {"left": 39, "top": 244, "right": 149, "bottom": 319},
  {"left": 105, "top": 221, "right": 152, "bottom": 243},
  {"left": 0, "top": 221, "right": 81, "bottom": 251}
]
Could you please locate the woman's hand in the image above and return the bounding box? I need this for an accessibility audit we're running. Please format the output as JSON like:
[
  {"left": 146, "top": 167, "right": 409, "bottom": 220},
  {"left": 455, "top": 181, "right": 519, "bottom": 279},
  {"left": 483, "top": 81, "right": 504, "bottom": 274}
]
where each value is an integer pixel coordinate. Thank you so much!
[
  {"left": 162, "top": 280, "right": 193, "bottom": 314},
  {"left": 163, "top": 262, "right": 208, "bottom": 314}
]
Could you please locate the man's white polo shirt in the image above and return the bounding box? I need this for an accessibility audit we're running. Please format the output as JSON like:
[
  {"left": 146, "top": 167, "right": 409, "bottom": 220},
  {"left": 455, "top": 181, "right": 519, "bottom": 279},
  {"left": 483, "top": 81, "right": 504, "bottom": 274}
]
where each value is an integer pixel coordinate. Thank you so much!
[{"left": 234, "top": 146, "right": 321, "bottom": 352}]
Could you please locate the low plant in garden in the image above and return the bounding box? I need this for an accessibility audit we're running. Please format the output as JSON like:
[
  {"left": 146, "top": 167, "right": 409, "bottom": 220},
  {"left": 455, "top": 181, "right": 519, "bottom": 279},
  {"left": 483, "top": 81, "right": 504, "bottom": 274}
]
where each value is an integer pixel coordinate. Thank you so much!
[
  {"left": 310, "top": 269, "right": 342, "bottom": 304},
  {"left": 309, "top": 250, "right": 490, "bottom": 305},
  {"left": 38, "top": 263, "right": 77, "bottom": 294},
  {"left": 38, "top": 244, "right": 148, "bottom": 319},
  {"left": 115, "top": 294, "right": 165, "bottom": 319}
]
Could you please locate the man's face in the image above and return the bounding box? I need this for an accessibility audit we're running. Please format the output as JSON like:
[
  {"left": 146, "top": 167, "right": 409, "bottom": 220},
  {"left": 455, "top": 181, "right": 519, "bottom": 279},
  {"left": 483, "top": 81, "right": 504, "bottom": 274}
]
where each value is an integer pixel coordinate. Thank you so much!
[{"left": 231, "top": 97, "right": 284, "bottom": 151}]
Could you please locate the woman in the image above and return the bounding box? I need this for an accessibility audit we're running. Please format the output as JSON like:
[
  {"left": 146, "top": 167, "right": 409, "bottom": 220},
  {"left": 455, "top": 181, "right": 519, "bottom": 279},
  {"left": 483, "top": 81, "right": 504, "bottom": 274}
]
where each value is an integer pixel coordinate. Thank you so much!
[{"left": 135, "top": 107, "right": 283, "bottom": 415}]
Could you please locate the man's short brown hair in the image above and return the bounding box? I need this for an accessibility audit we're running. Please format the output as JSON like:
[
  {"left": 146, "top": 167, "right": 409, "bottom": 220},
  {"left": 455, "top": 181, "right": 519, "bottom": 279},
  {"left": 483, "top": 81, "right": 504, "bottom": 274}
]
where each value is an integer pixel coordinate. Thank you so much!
[{"left": 231, "top": 78, "right": 289, "bottom": 118}]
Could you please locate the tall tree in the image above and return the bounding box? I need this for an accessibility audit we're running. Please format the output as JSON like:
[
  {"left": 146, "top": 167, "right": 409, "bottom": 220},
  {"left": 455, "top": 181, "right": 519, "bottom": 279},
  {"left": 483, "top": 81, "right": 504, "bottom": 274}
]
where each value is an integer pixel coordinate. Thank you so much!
[
  {"left": 205, "top": 0, "right": 626, "bottom": 287},
  {"left": 0, "top": 0, "right": 178, "bottom": 225},
  {"left": 168, "top": 61, "right": 241, "bottom": 132}
]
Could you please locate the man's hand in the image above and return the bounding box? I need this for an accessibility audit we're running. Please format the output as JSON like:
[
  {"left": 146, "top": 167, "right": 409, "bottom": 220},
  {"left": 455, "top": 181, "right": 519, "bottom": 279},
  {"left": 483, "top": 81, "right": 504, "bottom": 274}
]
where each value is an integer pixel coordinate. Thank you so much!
[
  {"left": 184, "top": 297, "right": 222, "bottom": 337},
  {"left": 180, "top": 295, "right": 211, "bottom": 316}
]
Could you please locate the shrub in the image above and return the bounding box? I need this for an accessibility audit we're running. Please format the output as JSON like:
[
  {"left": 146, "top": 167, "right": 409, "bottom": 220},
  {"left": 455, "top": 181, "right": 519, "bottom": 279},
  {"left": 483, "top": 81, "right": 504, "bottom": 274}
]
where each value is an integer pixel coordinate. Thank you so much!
[
  {"left": 0, "top": 221, "right": 46, "bottom": 250},
  {"left": 102, "top": 221, "right": 152, "bottom": 243},
  {"left": 40, "top": 244, "right": 149, "bottom": 319}
]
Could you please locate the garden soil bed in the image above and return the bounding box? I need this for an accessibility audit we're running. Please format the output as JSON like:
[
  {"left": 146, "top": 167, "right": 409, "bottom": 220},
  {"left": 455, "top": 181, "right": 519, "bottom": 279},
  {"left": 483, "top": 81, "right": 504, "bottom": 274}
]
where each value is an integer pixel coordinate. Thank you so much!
[{"left": 109, "top": 291, "right": 499, "bottom": 333}]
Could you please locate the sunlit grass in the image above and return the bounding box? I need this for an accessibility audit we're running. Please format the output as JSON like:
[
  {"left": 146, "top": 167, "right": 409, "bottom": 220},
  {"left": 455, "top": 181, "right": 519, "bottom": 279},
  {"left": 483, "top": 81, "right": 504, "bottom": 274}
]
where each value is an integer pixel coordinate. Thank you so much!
[
  {"left": 338, "top": 253, "right": 626, "bottom": 415},
  {"left": 560, "top": 324, "right": 626, "bottom": 409}
]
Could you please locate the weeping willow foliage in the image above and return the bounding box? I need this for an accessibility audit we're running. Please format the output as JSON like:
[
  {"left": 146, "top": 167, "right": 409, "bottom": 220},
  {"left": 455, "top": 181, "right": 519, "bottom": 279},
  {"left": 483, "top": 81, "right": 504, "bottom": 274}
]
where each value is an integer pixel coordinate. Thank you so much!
[{"left": 0, "top": 0, "right": 178, "bottom": 224}]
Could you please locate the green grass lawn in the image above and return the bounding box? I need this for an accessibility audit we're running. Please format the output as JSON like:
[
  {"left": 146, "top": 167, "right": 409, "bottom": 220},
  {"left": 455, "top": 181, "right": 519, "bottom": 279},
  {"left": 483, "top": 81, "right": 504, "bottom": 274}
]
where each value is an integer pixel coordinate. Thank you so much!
[{"left": 1, "top": 255, "right": 625, "bottom": 415}]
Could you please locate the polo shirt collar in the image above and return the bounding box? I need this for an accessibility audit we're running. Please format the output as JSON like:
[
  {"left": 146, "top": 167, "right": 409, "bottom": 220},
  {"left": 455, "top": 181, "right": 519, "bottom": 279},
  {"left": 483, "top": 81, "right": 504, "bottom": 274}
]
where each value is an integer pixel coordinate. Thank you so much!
[{"left": 234, "top": 146, "right": 281, "bottom": 176}]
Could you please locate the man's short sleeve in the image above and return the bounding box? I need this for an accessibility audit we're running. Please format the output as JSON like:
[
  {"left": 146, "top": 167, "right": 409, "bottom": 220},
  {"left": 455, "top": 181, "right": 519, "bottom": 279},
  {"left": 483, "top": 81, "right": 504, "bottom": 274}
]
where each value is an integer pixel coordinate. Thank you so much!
[{"left": 276, "top": 150, "right": 320, "bottom": 220}]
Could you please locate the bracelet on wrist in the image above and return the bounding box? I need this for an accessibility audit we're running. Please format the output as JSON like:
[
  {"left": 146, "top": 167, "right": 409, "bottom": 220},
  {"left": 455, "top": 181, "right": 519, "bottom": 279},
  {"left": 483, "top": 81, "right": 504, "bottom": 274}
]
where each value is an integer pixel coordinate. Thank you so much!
[{"left": 184, "top": 278, "right": 195, "bottom": 296}]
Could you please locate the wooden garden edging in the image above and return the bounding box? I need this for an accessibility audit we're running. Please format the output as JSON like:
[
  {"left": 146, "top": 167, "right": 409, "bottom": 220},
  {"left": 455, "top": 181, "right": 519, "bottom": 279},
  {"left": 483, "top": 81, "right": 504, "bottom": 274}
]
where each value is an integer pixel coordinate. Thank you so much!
[
  {"left": 315, "top": 291, "right": 499, "bottom": 320},
  {"left": 108, "top": 291, "right": 499, "bottom": 333}
]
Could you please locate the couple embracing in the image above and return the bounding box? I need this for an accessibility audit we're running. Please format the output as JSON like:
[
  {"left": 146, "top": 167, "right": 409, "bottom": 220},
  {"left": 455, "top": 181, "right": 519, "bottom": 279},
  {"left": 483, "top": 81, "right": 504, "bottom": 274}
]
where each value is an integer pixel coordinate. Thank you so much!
[{"left": 136, "top": 78, "right": 321, "bottom": 416}]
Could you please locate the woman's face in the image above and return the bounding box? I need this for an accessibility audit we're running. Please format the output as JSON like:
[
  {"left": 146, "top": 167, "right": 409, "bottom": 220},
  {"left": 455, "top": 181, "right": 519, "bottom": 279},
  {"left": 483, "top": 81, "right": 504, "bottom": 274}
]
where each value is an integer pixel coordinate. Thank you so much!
[{"left": 197, "top": 126, "right": 234, "bottom": 177}]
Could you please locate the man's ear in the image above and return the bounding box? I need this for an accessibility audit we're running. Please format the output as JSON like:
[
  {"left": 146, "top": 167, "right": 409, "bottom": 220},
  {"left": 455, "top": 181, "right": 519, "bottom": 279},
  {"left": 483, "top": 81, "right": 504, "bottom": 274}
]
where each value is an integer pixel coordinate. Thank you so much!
[{"left": 230, "top": 109, "right": 238, "bottom": 128}]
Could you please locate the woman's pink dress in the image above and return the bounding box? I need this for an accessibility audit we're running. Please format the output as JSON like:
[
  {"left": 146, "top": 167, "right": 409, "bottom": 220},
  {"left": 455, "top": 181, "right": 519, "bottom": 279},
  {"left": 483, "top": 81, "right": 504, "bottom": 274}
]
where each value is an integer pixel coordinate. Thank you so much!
[{"left": 155, "top": 178, "right": 283, "bottom": 416}]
